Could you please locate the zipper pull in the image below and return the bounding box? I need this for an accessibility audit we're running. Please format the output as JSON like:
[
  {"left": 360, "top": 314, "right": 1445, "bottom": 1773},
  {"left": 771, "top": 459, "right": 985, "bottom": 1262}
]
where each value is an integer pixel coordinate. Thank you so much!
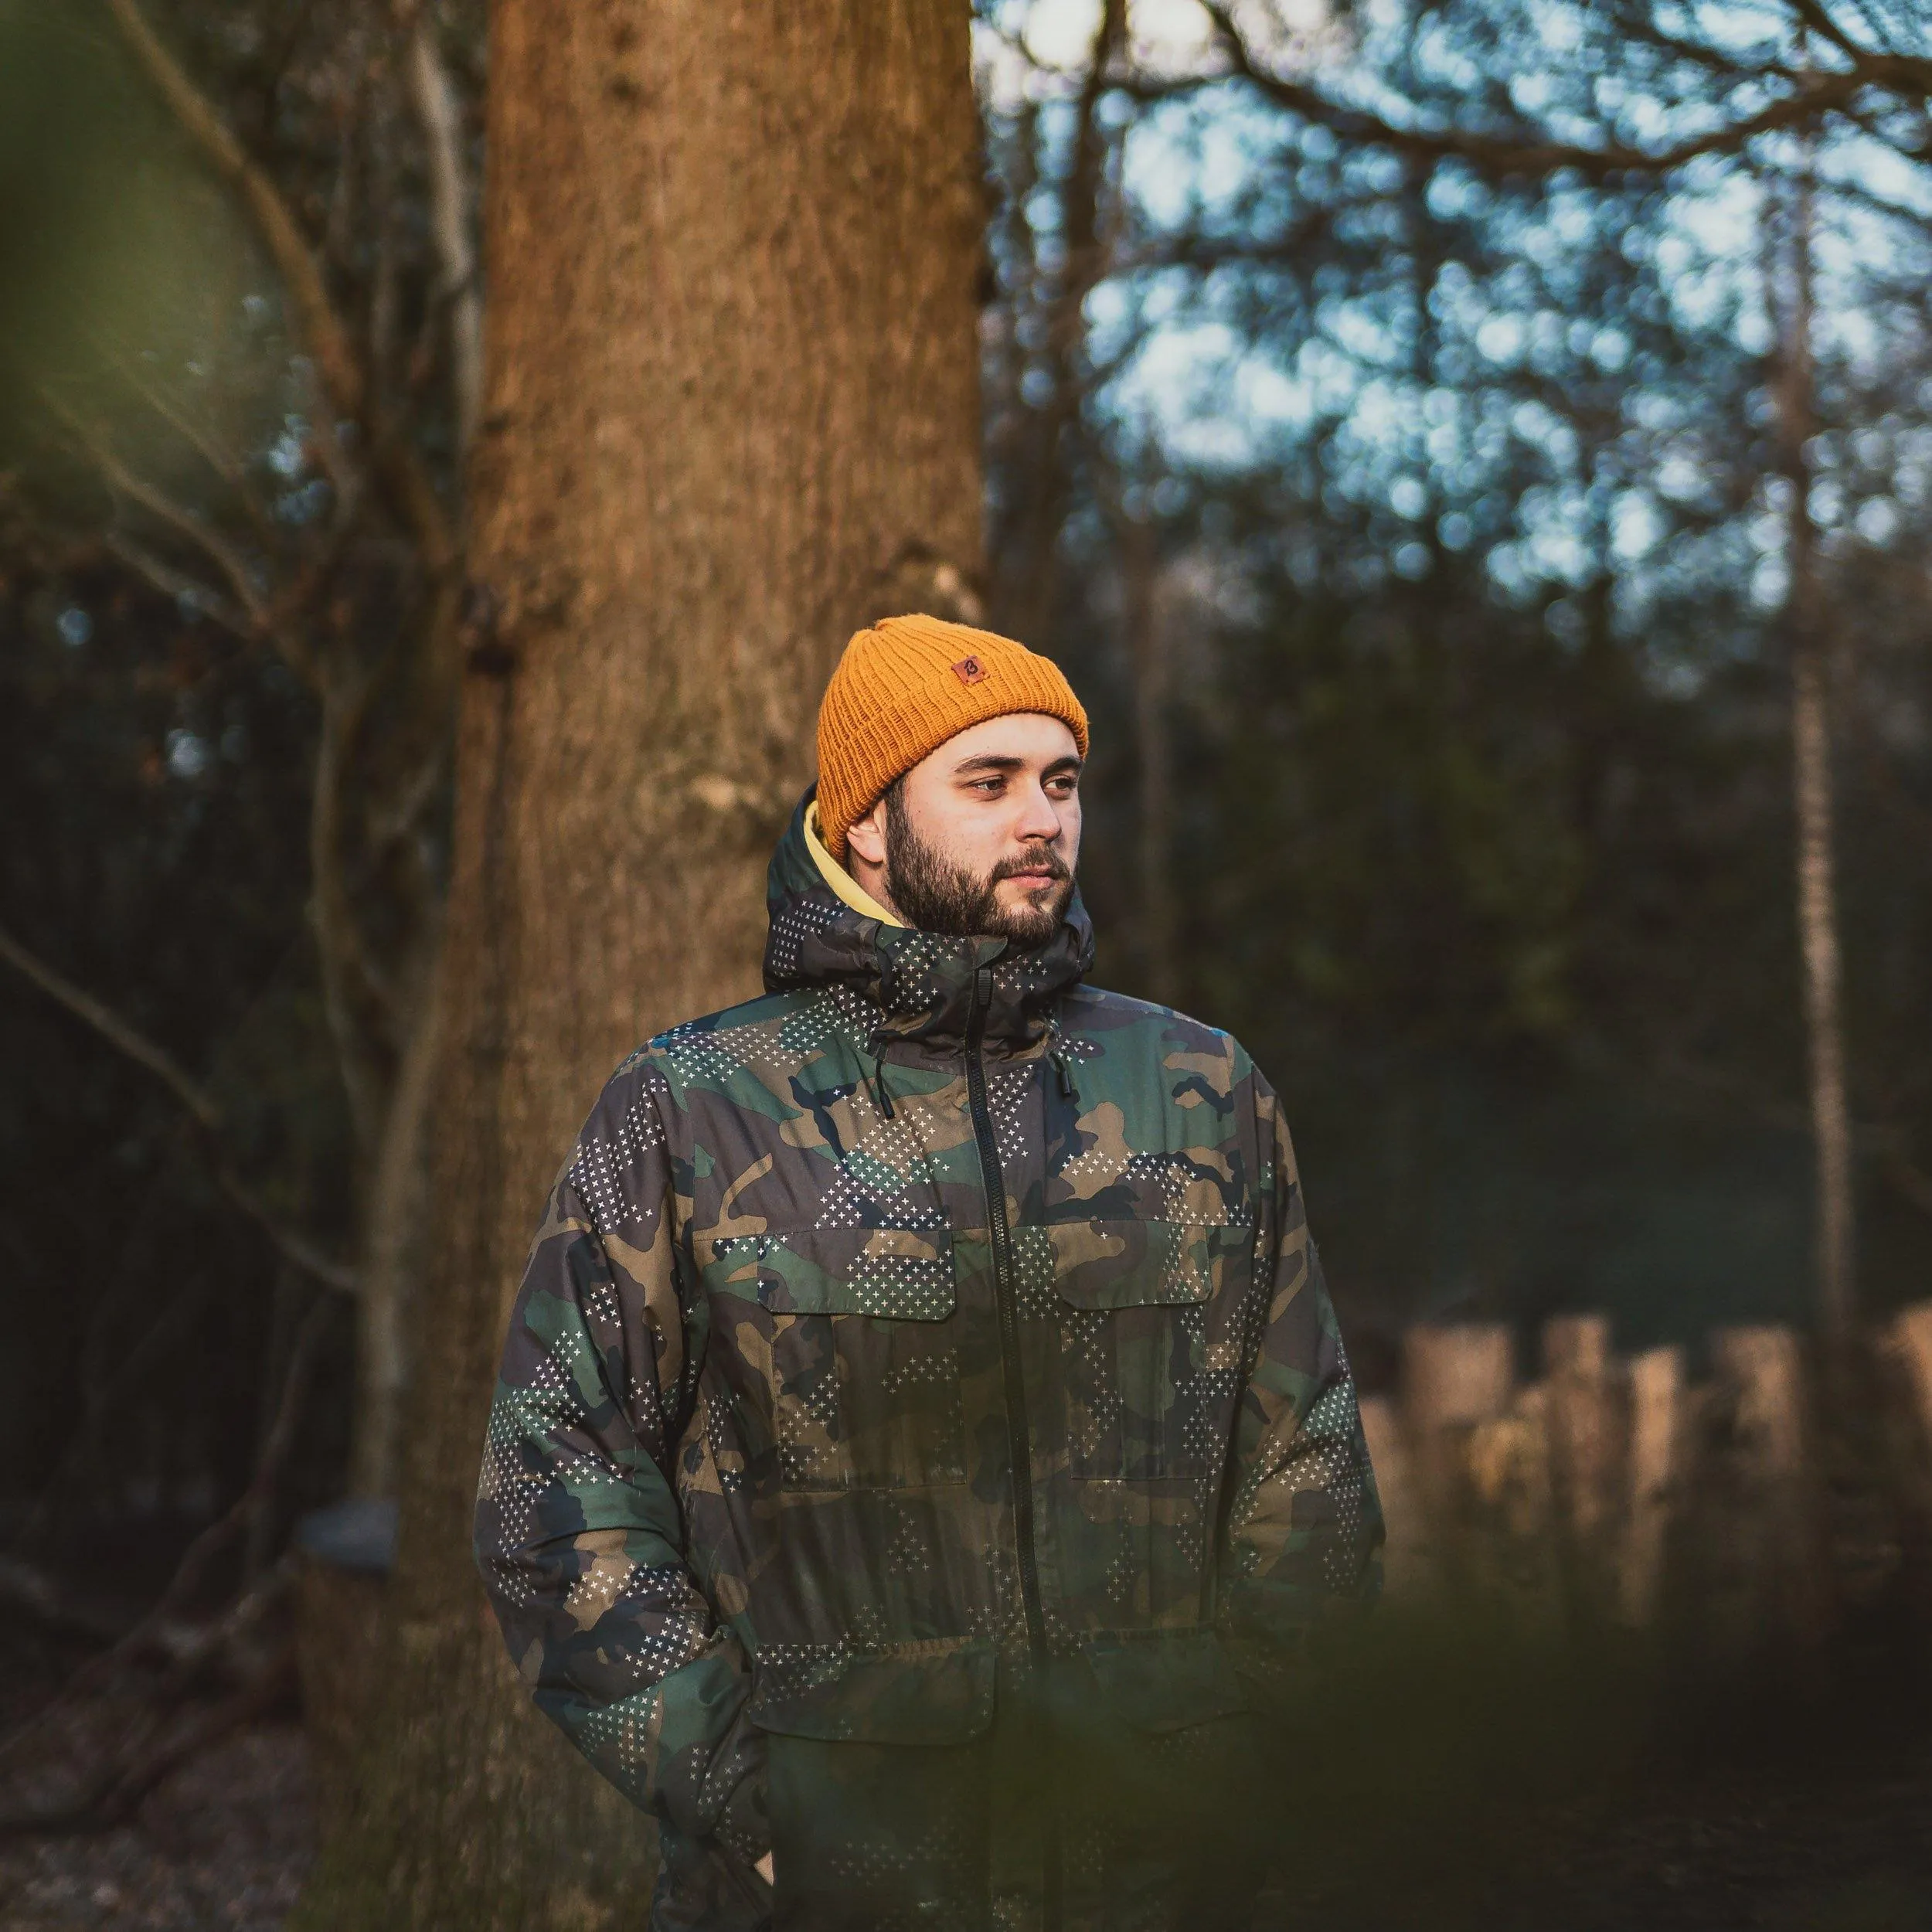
[
  {"left": 1051, "top": 1044, "right": 1077, "bottom": 1104},
  {"left": 966, "top": 964, "right": 991, "bottom": 1055}
]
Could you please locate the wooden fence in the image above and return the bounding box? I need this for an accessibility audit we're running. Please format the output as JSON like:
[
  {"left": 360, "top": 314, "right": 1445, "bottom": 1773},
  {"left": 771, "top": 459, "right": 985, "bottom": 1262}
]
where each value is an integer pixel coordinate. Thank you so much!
[{"left": 1358, "top": 1303, "right": 1932, "bottom": 1650}]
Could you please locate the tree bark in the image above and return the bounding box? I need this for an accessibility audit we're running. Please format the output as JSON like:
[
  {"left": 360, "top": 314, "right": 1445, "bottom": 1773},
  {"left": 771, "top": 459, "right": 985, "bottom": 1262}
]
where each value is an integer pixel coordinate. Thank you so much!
[
  {"left": 294, "top": 3, "right": 984, "bottom": 1925},
  {"left": 1776, "top": 162, "right": 1856, "bottom": 1339}
]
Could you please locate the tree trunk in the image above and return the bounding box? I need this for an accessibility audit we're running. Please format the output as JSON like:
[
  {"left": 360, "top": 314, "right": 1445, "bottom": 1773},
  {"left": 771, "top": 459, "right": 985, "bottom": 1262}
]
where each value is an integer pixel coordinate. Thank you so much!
[
  {"left": 1121, "top": 517, "right": 1177, "bottom": 1005},
  {"left": 1777, "top": 164, "right": 1856, "bottom": 1340},
  {"left": 995, "top": 0, "right": 1124, "bottom": 639},
  {"left": 294, "top": 4, "right": 984, "bottom": 1925},
  {"left": 347, "top": 943, "right": 444, "bottom": 1497}
]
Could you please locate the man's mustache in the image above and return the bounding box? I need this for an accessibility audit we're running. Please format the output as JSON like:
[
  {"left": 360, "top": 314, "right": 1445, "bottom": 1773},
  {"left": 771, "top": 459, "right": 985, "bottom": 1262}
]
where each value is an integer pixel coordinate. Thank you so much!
[{"left": 992, "top": 845, "right": 1072, "bottom": 886}]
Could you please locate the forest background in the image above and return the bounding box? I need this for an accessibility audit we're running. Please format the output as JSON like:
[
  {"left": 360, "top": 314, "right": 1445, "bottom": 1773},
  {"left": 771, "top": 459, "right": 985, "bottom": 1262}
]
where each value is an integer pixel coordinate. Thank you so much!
[
  {"left": 1, "top": 0, "right": 1931, "bottom": 1917},
  {"left": 6, "top": 0, "right": 1930, "bottom": 1532}
]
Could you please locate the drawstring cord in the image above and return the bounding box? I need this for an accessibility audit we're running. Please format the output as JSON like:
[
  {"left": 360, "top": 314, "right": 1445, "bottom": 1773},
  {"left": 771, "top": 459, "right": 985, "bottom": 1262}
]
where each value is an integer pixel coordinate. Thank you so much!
[
  {"left": 865, "top": 1032, "right": 896, "bottom": 1119},
  {"left": 1047, "top": 1019, "right": 1079, "bottom": 1108}
]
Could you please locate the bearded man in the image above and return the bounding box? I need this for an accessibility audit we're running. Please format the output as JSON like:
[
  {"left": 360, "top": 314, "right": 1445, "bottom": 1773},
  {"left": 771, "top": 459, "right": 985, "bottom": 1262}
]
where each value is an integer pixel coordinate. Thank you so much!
[{"left": 476, "top": 614, "right": 1383, "bottom": 1932}]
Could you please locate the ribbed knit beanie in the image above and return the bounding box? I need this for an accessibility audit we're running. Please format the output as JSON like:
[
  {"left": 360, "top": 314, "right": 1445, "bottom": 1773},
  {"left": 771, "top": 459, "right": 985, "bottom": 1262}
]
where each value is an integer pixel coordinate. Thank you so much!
[{"left": 815, "top": 614, "right": 1090, "bottom": 859}]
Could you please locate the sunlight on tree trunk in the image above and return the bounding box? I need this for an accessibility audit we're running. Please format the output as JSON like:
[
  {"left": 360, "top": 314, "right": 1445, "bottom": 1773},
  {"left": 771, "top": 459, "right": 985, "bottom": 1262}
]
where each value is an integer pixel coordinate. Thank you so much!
[
  {"left": 1776, "top": 158, "right": 1855, "bottom": 1340},
  {"left": 396, "top": 0, "right": 484, "bottom": 464},
  {"left": 293, "top": 2, "right": 983, "bottom": 1923}
]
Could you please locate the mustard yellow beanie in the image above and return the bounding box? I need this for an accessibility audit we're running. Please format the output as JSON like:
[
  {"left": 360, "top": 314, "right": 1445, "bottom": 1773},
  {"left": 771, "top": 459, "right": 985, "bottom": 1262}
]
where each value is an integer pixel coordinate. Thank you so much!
[{"left": 815, "top": 614, "right": 1090, "bottom": 859}]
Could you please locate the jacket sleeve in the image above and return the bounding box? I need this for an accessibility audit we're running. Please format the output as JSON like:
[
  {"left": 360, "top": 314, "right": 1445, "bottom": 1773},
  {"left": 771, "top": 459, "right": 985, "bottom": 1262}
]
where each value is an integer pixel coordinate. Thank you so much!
[
  {"left": 1216, "top": 1072, "right": 1384, "bottom": 1670},
  {"left": 473, "top": 1062, "right": 768, "bottom": 1867}
]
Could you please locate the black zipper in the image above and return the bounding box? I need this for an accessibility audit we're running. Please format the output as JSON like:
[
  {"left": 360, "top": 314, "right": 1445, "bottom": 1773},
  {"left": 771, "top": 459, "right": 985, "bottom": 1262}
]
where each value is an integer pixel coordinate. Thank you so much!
[
  {"left": 965, "top": 964, "right": 1049, "bottom": 1665},
  {"left": 968, "top": 966, "right": 1062, "bottom": 1928}
]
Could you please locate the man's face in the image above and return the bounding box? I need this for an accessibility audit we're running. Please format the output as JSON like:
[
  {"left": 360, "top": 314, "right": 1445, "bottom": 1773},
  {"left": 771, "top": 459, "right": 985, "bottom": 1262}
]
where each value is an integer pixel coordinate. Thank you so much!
[{"left": 843, "top": 713, "right": 1083, "bottom": 945}]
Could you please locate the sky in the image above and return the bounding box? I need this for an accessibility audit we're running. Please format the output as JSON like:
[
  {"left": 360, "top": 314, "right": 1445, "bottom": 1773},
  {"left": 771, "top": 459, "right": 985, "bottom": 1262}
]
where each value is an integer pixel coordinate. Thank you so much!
[{"left": 978, "top": 0, "right": 1932, "bottom": 660}]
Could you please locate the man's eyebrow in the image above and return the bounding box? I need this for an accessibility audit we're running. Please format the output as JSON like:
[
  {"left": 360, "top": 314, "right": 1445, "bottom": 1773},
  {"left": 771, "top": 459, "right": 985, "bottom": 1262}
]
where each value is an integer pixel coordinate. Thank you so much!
[{"left": 949, "top": 753, "right": 1086, "bottom": 777}]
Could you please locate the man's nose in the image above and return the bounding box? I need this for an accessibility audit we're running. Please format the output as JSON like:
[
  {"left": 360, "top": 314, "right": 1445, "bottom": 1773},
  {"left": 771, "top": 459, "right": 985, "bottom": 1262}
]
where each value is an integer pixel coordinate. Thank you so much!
[{"left": 1012, "top": 781, "right": 1065, "bottom": 846}]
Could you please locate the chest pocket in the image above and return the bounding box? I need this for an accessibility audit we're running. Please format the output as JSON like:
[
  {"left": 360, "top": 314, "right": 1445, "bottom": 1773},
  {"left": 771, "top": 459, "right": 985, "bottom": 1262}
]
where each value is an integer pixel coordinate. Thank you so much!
[
  {"left": 706, "top": 1226, "right": 964, "bottom": 1492},
  {"left": 1036, "top": 1218, "right": 1254, "bottom": 1483}
]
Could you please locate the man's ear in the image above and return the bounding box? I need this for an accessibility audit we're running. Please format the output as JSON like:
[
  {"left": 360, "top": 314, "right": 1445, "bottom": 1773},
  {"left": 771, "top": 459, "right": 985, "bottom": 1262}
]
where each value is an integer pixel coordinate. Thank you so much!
[{"left": 844, "top": 798, "right": 889, "bottom": 870}]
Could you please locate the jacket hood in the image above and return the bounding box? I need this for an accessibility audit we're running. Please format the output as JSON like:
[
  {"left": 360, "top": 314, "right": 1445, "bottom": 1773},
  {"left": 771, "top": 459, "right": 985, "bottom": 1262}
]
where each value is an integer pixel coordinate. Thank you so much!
[{"left": 762, "top": 787, "right": 1094, "bottom": 1048}]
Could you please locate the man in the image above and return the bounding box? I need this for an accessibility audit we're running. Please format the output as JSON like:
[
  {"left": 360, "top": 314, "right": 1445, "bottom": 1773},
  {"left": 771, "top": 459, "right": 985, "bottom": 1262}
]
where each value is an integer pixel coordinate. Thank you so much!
[{"left": 476, "top": 614, "right": 1383, "bottom": 1931}]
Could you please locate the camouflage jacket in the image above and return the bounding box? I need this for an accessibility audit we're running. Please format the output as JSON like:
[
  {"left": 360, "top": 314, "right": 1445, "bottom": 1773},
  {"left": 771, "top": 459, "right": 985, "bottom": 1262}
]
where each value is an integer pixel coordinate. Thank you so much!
[{"left": 476, "top": 794, "right": 1382, "bottom": 1932}]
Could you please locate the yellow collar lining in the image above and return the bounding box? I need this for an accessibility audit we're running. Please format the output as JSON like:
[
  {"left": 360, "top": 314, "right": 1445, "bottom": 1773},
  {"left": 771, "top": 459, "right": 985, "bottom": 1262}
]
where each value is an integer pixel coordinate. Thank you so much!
[{"left": 804, "top": 801, "right": 906, "bottom": 928}]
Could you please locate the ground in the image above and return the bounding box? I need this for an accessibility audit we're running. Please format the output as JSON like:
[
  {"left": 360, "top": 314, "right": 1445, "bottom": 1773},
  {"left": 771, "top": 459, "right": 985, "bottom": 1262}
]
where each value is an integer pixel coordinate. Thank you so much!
[
  {"left": 0, "top": 1726, "right": 310, "bottom": 1932},
  {"left": 1513, "top": 1761, "right": 1932, "bottom": 1930},
  {"left": 0, "top": 1688, "right": 1927, "bottom": 1927}
]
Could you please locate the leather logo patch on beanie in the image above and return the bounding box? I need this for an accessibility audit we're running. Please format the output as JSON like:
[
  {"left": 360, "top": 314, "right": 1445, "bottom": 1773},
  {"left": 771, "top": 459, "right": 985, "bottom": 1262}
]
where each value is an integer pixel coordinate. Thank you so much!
[{"left": 815, "top": 614, "right": 1090, "bottom": 860}]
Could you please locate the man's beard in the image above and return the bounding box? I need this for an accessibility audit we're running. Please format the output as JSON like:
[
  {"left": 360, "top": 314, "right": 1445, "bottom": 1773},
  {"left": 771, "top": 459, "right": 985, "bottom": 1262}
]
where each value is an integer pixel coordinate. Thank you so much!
[{"left": 883, "top": 785, "right": 1074, "bottom": 945}]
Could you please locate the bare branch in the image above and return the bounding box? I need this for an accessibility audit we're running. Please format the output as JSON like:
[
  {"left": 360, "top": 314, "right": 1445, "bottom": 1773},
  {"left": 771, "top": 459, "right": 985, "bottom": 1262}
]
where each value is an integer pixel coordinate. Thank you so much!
[
  {"left": 0, "top": 1636, "right": 295, "bottom": 1838},
  {"left": 396, "top": 0, "right": 483, "bottom": 464},
  {"left": 101, "top": 532, "right": 254, "bottom": 640},
  {"left": 1790, "top": 0, "right": 1873, "bottom": 66},
  {"left": 0, "top": 924, "right": 358, "bottom": 1294},
  {"left": 97, "top": 344, "right": 251, "bottom": 495},
  {"left": 0, "top": 923, "right": 220, "bottom": 1131},
  {"left": 0, "top": 1558, "right": 134, "bottom": 1649},
  {"left": 0, "top": 1549, "right": 265, "bottom": 1674},
  {"left": 105, "top": 0, "right": 366, "bottom": 420},
  {"left": 210, "top": 1159, "right": 360, "bottom": 1296},
  {"left": 97, "top": 342, "right": 288, "bottom": 557},
  {"left": 106, "top": 0, "right": 456, "bottom": 576},
  {"left": 126, "top": 1298, "right": 329, "bottom": 1644},
  {"left": 1617, "top": 15, "right": 1762, "bottom": 80},
  {"left": 1142, "top": 0, "right": 1932, "bottom": 181},
  {"left": 324, "top": 66, "right": 366, "bottom": 277},
  {"left": 1106, "top": 192, "right": 1381, "bottom": 277},
  {"left": 46, "top": 389, "right": 383, "bottom": 692},
  {"left": 366, "top": 740, "right": 450, "bottom": 859},
  {"left": 87, "top": 1647, "right": 295, "bottom": 1827},
  {"left": 42, "top": 389, "right": 273, "bottom": 634},
  {"left": 310, "top": 678, "right": 396, "bottom": 1145},
  {"left": 1815, "top": 163, "right": 1932, "bottom": 234},
  {"left": 369, "top": 85, "right": 402, "bottom": 408},
  {"left": 0, "top": 1293, "right": 332, "bottom": 1781}
]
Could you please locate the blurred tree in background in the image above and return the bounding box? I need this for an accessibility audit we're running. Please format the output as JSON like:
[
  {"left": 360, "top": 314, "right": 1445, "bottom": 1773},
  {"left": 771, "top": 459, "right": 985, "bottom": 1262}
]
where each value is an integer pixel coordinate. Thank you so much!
[
  {"left": 2, "top": 0, "right": 1932, "bottom": 1880},
  {"left": 1, "top": 0, "right": 479, "bottom": 1566},
  {"left": 978, "top": 0, "right": 1932, "bottom": 1356}
]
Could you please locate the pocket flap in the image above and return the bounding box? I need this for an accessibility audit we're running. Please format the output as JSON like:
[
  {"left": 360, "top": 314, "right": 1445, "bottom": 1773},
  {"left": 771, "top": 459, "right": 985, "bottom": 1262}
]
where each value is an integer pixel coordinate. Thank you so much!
[
  {"left": 749, "top": 1645, "right": 996, "bottom": 1745},
  {"left": 1083, "top": 1633, "right": 1250, "bottom": 1734},
  {"left": 711, "top": 1226, "right": 957, "bottom": 1320},
  {"left": 1045, "top": 1219, "right": 1249, "bottom": 1310}
]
